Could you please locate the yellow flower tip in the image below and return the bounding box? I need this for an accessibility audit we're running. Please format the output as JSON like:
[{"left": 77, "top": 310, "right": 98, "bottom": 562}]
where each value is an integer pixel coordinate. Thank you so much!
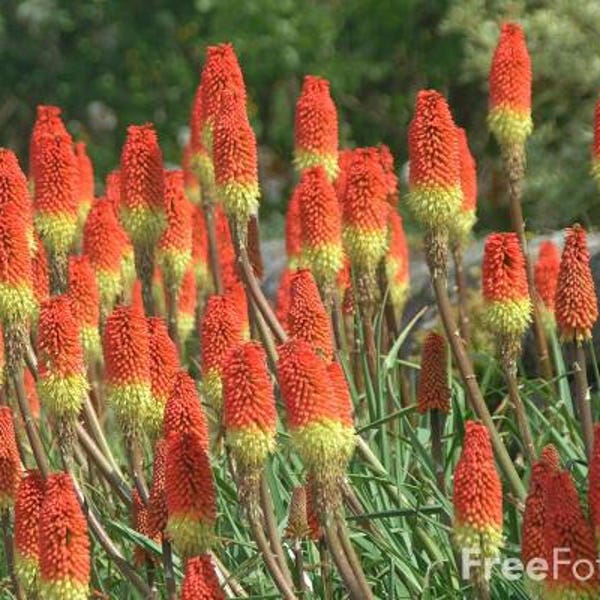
[
  {"left": 293, "top": 149, "right": 339, "bottom": 182},
  {"left": 0, "top": 283, "right": 37, "bottom": 324},
  {"left": 38, "top": 577, "right": 89, "bottom": 600},
  {"left": 342, "top": 226, "right": 389, "bottom": 273},
  {"left": 107, "top": 382, "right": 152, "bottom": 434},
  {"left": 226, "top": 426, "right": 277, "bottom": 471},
  {"left": 453, "top": 522, "right": 503, "bottom": 560},
  {"left": 119, "top": 206, "right": 165, "bottom": 248},
  {"left": 482, "top": 298, "right": 532, "bottom": 338},
  {"left": 167, "top": 513, "right": 215, "bottom": 557},
  {"left": 302, "top": 242, "right": 344, "bottom": 287},
  {"left": 14, "top": 552, "right": 39, "bottom": 592},
  {"left": 34, "top": 212, "right": 78, "bottom": 255},
  {"left": 216, "top": 180, "right": 260, "bottom": 224},
  {"left": 406, "top": 184, "right": 462, "bottom": 232},
  {"left": 202, "top": 368, "right": 223, "bottom": 410},
  {"left": 177, "top": 313, "right": 195, "bottom": 344},
  {"left": 487, "top": 106, "right": 533, "bottom": 150},
  {"left": 157, "top": 247, "right": 192, "bottom": 291},
  {"left": 37, "top": 373, "right": 89, "bottom": 421}
]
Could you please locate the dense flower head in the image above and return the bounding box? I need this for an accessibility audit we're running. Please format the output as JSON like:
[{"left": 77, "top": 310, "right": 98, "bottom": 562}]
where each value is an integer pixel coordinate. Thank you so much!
[
  {"left": 213, "top": 89, "right": 259, "bottom": 223},
  {"left": 37, "top": 295, "right": 88, "bottom": 420},
  {"left": 74, "top": 142, "right": 94, "bottom": 221},
  {"left": 407, "top": 90, "right": 462, "bottom": 232},
  {"left": 0, "top": 201, "right": 36, "bottom": 323},
  {"left": 192, "top": 205, "right": 210, "bottom": 292},
  {"left": 182, "top": 142, "right": 202, "bottom": 204},
  {"left": 177, "top": 267, "right": 197, "bottom": 343},
  {"left": 285, "top": 186, "right": 303, "bottom": 268},
  {"left": 285, "top": 486, "right": 311, "bottom": 540},
  {"left": 488, "top": 23, "right": 533, "bottom": 148},
  {"left": 157, "top": 169, "right": 193, "bottom": 289},
  {"left": 341, "top": 148, "right": 390, "bottom": 272},
  {"left": 148, "top": 438, "right": 167, "bottom": 537},
  {"left": 215, "top": 206, "right": 238, "bottom": 288},
  {"left": 34, "top": 134, "right": 80, "bottom": 254},
  {"left": 482, "top": 232, "right": 531, "bottom": 338},
  {"left": 39, "top": 473, "right": 90, "bottom": 599},
  {"left": 103, "top": 304, "right": 152, "bottom": 431},
  {"left": 29, "top": 105, "right": 70, "bottom": 182},
  {"left": 294, "top": 75, "right": 339, "bottom": 180},
  {"left": 376, "top": 144, "right": 399, "bottom": 207},
  {"left": 0, "top": 407, "right": 21, "bottom": 508},
  {"left": 131, "top": 489, "right": 156, "bottom": 566},
  {"left": 544, "top": 470, "right": 600, "bottom": 597},
  {"left": 334, "top": 148, "right": 354, "bottom": 203},
  {"left": 297, "top": 166, "right": 344, "bottom": 285},
  {"left": 14, "top": 470, "right": 44, "bottom": 591},
  {"left": 163, "top": 371, "right": 209, "bottom": 450},
  {"left": 223, "top": 341, "right": 277, "bottom": 469},
  {"left": 288, "top": 269, "right": 335, "bottom": 361},
  {"left": 588, "top": 424, "right": 600, "bottom": 537},
  {"left": 555, "top": 224, "right": 598, "bottom": 341},
  {"left": 534, "top": 240, "right": 561, "bottom": 314},
  {"left": 165, "top": 430, "right": 217, "bottom": 556},
  {"left": 200, "top": 293, "right": 246, "bottom": 408},
  {"left": 181, "top": 554, "right": 225, "bottom": 600},
  {"left": 189, "top": 83, "right": 216, "bottom": 195},
  {"left": 453, "top": 422, "right": 502, "bottom": 559},
  {"left": 452, "top": 127, "right": 477, "bottom": 242},
  {"left": 0, "top": 148, "right": 33, "bottom": 219},
  {"left": 385, "top": 209, "right": 410, "bottom": 312},
  {"left": 417, "top": 332, "right": 450, "bottom": 414},
  {"left": 592, "top": 94, "right": 600, "bottom": 185},
  {"left": 275, "top": 267, "right": 294, "bottom": 329},
  {"left": 326, "top": 361, "right": 354, "bottom": 428},
  {"left": 119, "top": 123, "right": 165, "bottom": 246},
  {"left": 105, "top": 169, "right": 121, "bottom": 210}
]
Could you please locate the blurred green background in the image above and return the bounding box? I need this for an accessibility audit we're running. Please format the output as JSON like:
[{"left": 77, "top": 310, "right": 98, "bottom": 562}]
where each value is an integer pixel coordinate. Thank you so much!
[{"left": 1, "top": 0, "right": 600, "bottom": 235}]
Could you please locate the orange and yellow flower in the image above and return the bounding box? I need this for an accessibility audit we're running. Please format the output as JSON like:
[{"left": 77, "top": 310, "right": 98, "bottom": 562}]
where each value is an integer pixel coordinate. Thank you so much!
[
  {"left": 385, "top": 209, "right": 410, "bottom": 314},
  {"left": 417, "top": 332, "right": 450, "bottom": 414},
  {"left": 29, "top": 105, "right": 70, "bottom": 184},
  {"left": 74, "top": 141, "right": 94, "bottom": 228},
  {"left": 0, "top": 407, "right": 20, "bottom": 509},
  {"left": 452, "top": 127, "right": 477, "bottom": 243},
  {"left": 535, "top": 240, "right": 561, "bottom": 325},
  {"left": 181, "top": 554, "right": 225, "bottom": 600}
]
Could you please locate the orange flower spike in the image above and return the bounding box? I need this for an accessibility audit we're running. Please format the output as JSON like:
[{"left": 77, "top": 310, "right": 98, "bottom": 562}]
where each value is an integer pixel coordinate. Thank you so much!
[
  {"left": 555, "top": 224, "right": 598, "bottom": 342},
  {"left": 225, "top": 278, "right": 249, "bottom": 336},
  {"left": 544, "top": 470, "right": 600, "bottom": 598},
  {"left": 148, "top": 438, "right": 168, "bottom": 538},
  {"left": 147, "top": 317, "right": 179, "bottom": 435},
  {"left": 189, "top": 83, "right": 215, "bottom": 196},
  {"left": 534, "top": 240, "right": 561, "bottom": 320},
  {"left": 34, "top": 134, "right": 79, "bottom": 255},
  {"left": 103, "top": 305, "right": 152, "bottom": 433},
  {"left": 407, "top": 90, "right": 462, "bottom": 232},
  {"left": 223, "top": 341, "right": 277, "bottom": 470},
  {"left": 488, "top": 23, "right": 533, "bottom": 150},
  {"left": 0, "top": 202, "right": 37, "bottom": 325},
  {"left": 451, "top": 127, "right": 478, "bottom": 243},
  {"left": 297, "top": 165, "right": 344, "bottom": 286},
  {"left": 481, "top": 232, "right": 532, "bottom": 339},
  {"left": 163, "top": 371, "right": 209, "bottom": 451},
  {"left": 275, "top": 267, "right": 294, "bottom": 330},
  {"left": 165, "top": 431, "right": 217, "bottom": 557},
  {"left": 453, "top": 422, "right": 502, "bottom": 567},
  {"left": 385, "top": 209, "right": 410, "bottom": 314},
  {"left": 157, "top": 170, "right": 193, "bottom": 291},
  {"left": 177, "top": 267, "right": 197, "bottom": 343},
  {"left": 181, "top": 554, "right": 225, "bottom": 600},
  {"left": 68, "top": 255, "right": 101, "bottom": 362},
  {"left": 131, "top": 489, "right": 157, "bottom": 566},
  {"left": 37, "top": 295, "right": 89, "bottom": 423},
  {"left": 213, "top": 90, "right": 259, "bottom": 225},
  {"left": 74, "top": 141, "right": 94, "bottom": 226},
  {"left": 0, "top": 407, "right": 21, "bottom": 508},
  {"left": 105, "top": 169, "right": 121, "bottom": 211},
  {"left": 200, "top": 43, "right": 247, "bottom": 152},
  {"left": 285, "top": 186, "right": 303, "bottom": 269},
  {"left": 14, "top": 470, "right": 44, "bottom": 591},
  {"left": 182, "top": 141, "right": 202, "bottom": 205},
  {"left": 377, "top": 144, "right": 399, "bottom": 207},
  {"left": 214, "top": 206, "right": 237, "bottom": 290},
  {"left": 588, "top": 423, "right": 600, "bottom": 540},
  {"left": 200, "top": 294, "right": 245, "bottom": 409},
  {"left": 342, "top": 147, "right": 390, "bottom": 274},
  {"left": 119, "top": 123, "right": 165, "bottom": 247},
  {"left": 191, "top": 206, "right": 210, "bottom": 293},
  {"left": 288, "top": 269, "right": 335, "bottom": 361},
  {"left": 39, "top": 473, "right": 90, "bottom": 600},
  {"left": 24, "top": 368, "right": 41, "bottom": 420},
  {"left": 334, "top": 148, "right": 354, "bottom": 203},
  {"left": 29, "top": 105, "right": 70, "bottom": 183},
  {"left": 326, "top": 361, "right": 354, "bottom": 429},
  {"left": 276, "top": 339, "right": 355, "bottom": 471},
  {"left": 592, "top": 94, "right": 600, "bottom": 186},
  {"left": 294, "top": 75, "right": 339, "bottom": 181},
  {"left": 417, "top": 332, "right": 450, "bottom": 414}
]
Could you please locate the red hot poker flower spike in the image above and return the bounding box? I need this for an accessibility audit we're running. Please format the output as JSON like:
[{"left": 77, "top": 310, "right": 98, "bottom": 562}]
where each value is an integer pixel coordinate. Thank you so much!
[
  {"left": 177, "top": 267, "right": 197, "bottom": 343},
  {"left": 0, "top": 407, "right": 21, "bottom": 509},
  {"left": 294, "top": 75, "right": 339, "bottom": 181},
  {"left": 191, "top": 206, "right": 210, "bottom": 294},
  {"left": 181, "top": 554, "right": 225, "bottom": 600},
  {"left": 452, "top": 127, "right": 477, "bottom": 243},
  {"left": 534, "top": 240, "right": 561, "bottom": 318},
  {"left": 588, "top": 423, "right": 600, "bottom": 540},
  {"left": 592, "top": 93, "right": 600, "bottom": 186},
  {"left": 326, "top": 361, "right": 354, "bottom": 428},
  {"left": 275, "top": 267, "right": 293, "bottom": 331},
  {"left": 74, "top": 141, "right": 94, "bottom": 226},
  {"left": 417, "top": 332, "right": 450, "bottom": 414},
  {"left": 555, "top": 224, "right": 598, "bottom": 342},
  {"left": 148, "top": 438, "right": 167, "bottom": 538},
  {"left": 29, "top": 105, "right": 70, "bottom": 183},
  {"left": 488, "top": 23, "right": 533, "bottom": 149},
  {"left": 377, "top": 145, "right": 399, "bottom": 207},
  {"left": 189, "top": 82, "right": 215, "bottom": 196},
  {"left": 131, "top": 489, "right": 157, "bottom": 566},
  {"left": 0, "top": 149, "right": 34, "bottom": 239},
  {"left": 385, "top": 208, "right": 410, "bottom": 314}
]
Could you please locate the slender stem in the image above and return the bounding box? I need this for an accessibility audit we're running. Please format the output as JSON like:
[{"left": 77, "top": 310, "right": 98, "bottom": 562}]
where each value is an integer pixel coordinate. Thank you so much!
[
  {"left": 430, "top": 410, "right": 446, "bottom": 494},
  {"left": 2, "top": 510, "right": 24, "bottom": 600},
  {"left": 203, "top": 202, "right": 223, "bottom": 295},
  {"left": 334, "top": 515, "right": 373, "bottom": 599},
  {"left": 162, "top": 538, "right": 178, "bottom": 600},
  {"left": 126, "top": 435, "right": 149, "bottom": 504},
  {"left": 210, "top": 552, "right": 249, "bottom": 598},
  {"left": 573, "top": 343, "right": 594, "bottom": 460},
  {"left": 318, "top": 539, "right": 334, "bottom": 600},
  {"left": 135, "top": 245, "right": 156, "bottom": 317},
  {"left": 292, "top": 540, "right": 307, "bottom": 596},
  {"left": 451, "top": 245, "right": 470, "bottom": 346}
]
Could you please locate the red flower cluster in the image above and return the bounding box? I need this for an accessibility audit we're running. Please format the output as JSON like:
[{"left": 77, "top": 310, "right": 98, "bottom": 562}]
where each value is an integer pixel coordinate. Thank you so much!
[{"left": 417, "top": 332, "right": 450, "bottom": 414}]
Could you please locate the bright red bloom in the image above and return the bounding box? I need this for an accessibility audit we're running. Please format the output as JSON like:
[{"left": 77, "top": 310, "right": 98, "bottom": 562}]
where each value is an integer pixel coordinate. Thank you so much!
[
  {"left": 407, "top": 90, "right": 461, "bottom": 231},
  {"left": 39, "top": 473, "right": 90, "bottom": 594},
  {"left": 294, "top": 75, "right": 339, "bottom": 180},
  {"left": 385, "top": 209, "right": 410, "bottom": 311},
  {"left": 29, "top": 105, "right": 70, "bottom": 182},
  {"left": 488, "top": 23, "right": 533, "bottom": 148},
  {"left": 342, "top": 147, "right": 389, "bottom": 271},
  {"left": 180, "top": 554, "right": 225, "bottom": 600},
  {"left": 453, "top": 422, "right": 502, "bottom": 556},
  {"left": 545, "top": 470, "right": 600, "bottom": 595},
  {"left": 326, "top": 361, "right": 354, "bottom": 428},
  {"left": 74, "top": 142, "right": 94, "bottom": 209},
  {"left": 148, "top": 438, "right": 167, "bottom": 537},
  {"left": 452, "top": 127, "right": 477, "bottom": 241},
  {"left": 177, "top": 267, "right": 197, "bottom": 343},
  {"left": 297, "top": 165, "right": 343, "bottom": 284},
  {"left": 105, "top": 169, "right": 121, "bottom": 211},
  {"left": 215, "top": 206, "right": 237, "bottom": 290},
  {"left": 68, "top": 256, "right": 100, "bottom": 330},
  {"left": 588, "top": 424, "right": 600, "bottom": 536},
  {"left": 334, "top": 148, "right": 354, "bottom": 203},
  {"left": 377, "top": 144, "right": 399, "bottom": 207},
  {"left": 305, "top": 475, "right": 322, "bottom": 541},
  {"left": 0, "top": 149, "right": 33, "bottom": 217},
  {"left": 285, "top": 186, "right": 303, "bottom": 268},
  {"left": 0, "top": 407, "right": 20, "bottom": 508},
  {"left": 131, "top": 489, "right": 156, "bottom": 566},
  {"left": 275, "top": 267, "right": 294, "bottom": 329},
  {"left": 191, "top": 205, "right": 209, "bottom": 291},
  {"left": 182, "top": 142, "right": 202, "bottom": 204},
  {"left": 288, "top": 269, "right": 335, "bottom": 361},
  {"left": 534, "top": 240, "right": 561, "bottom": 312},
  {"left": 555, "top": 224, "right": 598, "bottom": 341},
  {"left": 119, "top": 123, "right": 165, "bottom": 246},
  {"left": 163, "top": 371, "right": 209, "bottom": 450},
  {"left": 417, "top": 332, "right": 450, "bottom": 414}
]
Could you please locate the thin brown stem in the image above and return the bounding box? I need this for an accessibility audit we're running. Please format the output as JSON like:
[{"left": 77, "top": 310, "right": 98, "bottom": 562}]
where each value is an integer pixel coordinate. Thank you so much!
[
  {"left": 211, "top": 552, "right": 249, "bottom": 598},
  {"left": 126, "top": 435, "right": 149, "bottom": 504},
  {"left": 573, "top": 343, "right": 594, "bottom": 461},
  {"left": 135, "top": 245, "right": 156, "bottom": 317},
  {"left": 292, "top": 540, "right": 307, "bottom": 596},
  {"left": 318, "top": 539, "right": 334, "bottom": 600},
  {"left": 452, "top": 245, "right": 471, "bottom": 346},
  {"left": 162, "top": 537, "right": 178, "bottom": 600},
  {"left": 334, "top": 515, "right": 373, "bottom": 599}
]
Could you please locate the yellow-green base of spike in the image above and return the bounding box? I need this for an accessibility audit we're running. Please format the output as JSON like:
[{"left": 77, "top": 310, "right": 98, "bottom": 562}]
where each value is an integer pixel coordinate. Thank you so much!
[
  {"left": 0, "top": 493, "right": 14, "bottom": 510},
  {"left": 482, "top": 298, "right": 532, "bottom": 339},
  {"left": 293, "top": 149, "right": 339, "bottom": 182},
  {"left": 201, "top": 124, "right": 214, "bottom": 162},
  {"left": 107, "top": 382, "right": 152, "bottom": 433},
  {"left": 406, "top": 184, "right": 462, "bottom": 232},
  {"left": 342, "top": 226, "right": 388, "bottom": 274},
  {"left": 0, "top": 283, "right": 36, "bottom": 323},
  {"left": 39, "top": 577, "right": 89, "bottom": 600},
  {"left": 185, "top": 183, "right": 202, "bottom": 205},
  {"left": 95, "top": 269, "right": 122, "bottom": 312},
  {"left": 302, "top": 242, "right": 344, "bottom": 287},
  {"left": 38, "top": 372, "right": 89, "bottom": 420},
  {"left": 121, "top": 250, "right": 136, "bottom": 291},
  {"left": 146, "top": 395, "right": 166, "bottom": 439},
  {"left": 450, "top": 209, "right": 477, "bottom": 245},
  {"left": 157, "top": 248, "right": 191, "bottom": 291},
  {"left": 81, "top": 325, "right": 102, "bottom": 364},
  {"left": 216, "top": 180, "right": 260, "bottom": 225},
  {"left": 202, "top": 368, "right": 223, "bottom": 411},
  {"left": 488, "top": 105, "right": 533, "bottom": 150},
  {"left": 227, "top": 425, "right": 276, "bottom": 471},
  {"left": 194, "top": 262, "right": 211, "bottom": 295},
  {"left": 167, "top": 513, "right": 214, "bottom": 558},
  {"left": 453, "top": 522, "right": 502, "bottom": 560},
  {"left": 34, "top": 212, "right": 78, "bottom": 255},
  {"left": 120, "top": 206, "right": 164, "bottom": 248},
  {"left": 591, "top": 158, "right": 600, "bottom": 189},
  {"left": 15, "top": 552, "right": 39, "bottom": 593},
  {"left": 177, "top": 313, "right": 194, "bottom": 345},
  {"left": 292, "top": 420, "right": 356, "bottom": 471},
  {"left": 191, "top": 151, "right": 216, "bottom": 198}
]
